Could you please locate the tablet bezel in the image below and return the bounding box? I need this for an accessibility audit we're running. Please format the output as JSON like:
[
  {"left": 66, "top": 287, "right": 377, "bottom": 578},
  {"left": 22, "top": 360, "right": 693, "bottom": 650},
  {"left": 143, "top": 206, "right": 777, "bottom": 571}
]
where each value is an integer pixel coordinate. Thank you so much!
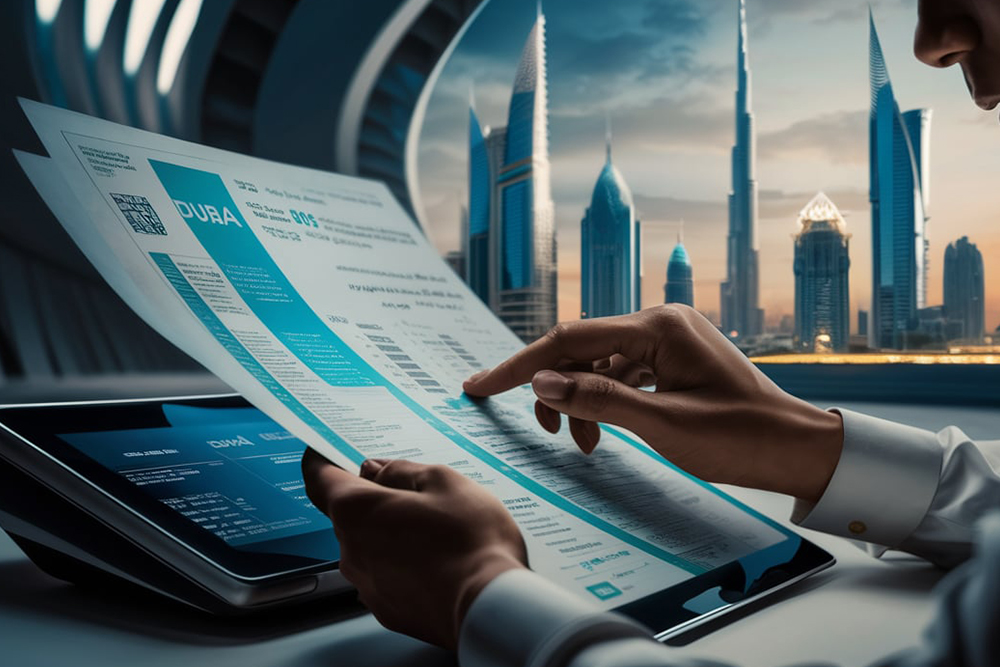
[
  {"left": 0, "top": 394, "right": 835, "bottom": 635},
  {"left": 0, "top": 395, "right": 338, "bottom": 582},
  {"left": 625, "top": 537, "right": 832, "bottom": 640}
]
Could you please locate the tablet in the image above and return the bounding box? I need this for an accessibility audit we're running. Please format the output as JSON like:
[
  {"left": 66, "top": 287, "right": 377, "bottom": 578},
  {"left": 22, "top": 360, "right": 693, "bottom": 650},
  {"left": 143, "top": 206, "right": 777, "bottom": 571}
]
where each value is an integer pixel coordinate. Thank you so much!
[
  {"left": 0, "top": 394, "right": 833, "bottom": 636},
  {"left": 0, "top": 394, "right": 350, "bottom": 611}
]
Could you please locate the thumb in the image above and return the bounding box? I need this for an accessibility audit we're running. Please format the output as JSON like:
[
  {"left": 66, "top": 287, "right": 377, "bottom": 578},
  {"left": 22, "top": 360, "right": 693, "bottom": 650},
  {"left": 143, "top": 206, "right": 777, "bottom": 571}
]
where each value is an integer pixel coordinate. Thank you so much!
[
  {"left": 301, "top": 450, "right": 377, "bottom": 518},
  {"left": 531, "top": 370, "right": 656, "bottom": 437}
]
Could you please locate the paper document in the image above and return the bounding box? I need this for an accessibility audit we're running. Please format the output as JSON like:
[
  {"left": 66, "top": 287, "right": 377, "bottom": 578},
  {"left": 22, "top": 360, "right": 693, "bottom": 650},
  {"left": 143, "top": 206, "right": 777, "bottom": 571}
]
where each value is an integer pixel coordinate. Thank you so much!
[{"left": 16, "top": 100, "right": 791, "bottom": 608}]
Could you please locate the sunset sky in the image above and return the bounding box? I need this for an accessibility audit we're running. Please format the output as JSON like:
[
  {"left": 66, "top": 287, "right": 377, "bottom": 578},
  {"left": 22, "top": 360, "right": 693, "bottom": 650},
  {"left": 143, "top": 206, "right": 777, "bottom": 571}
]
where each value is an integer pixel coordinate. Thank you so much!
[{"left": 415, "top": 0, "right": 1000, "bottom": 331}]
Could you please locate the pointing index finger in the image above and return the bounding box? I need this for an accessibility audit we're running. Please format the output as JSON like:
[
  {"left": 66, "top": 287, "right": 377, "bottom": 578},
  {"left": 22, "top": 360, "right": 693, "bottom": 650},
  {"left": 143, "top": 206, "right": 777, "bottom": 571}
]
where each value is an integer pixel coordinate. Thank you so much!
[{"left": 463, "top": 312, "right": 660, "bottom": 397}]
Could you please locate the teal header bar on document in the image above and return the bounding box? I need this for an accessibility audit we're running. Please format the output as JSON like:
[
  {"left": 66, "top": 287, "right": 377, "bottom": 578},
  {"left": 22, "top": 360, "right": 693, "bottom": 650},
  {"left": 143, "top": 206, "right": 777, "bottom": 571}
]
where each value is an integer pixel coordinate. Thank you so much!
[
  {"left": 148, "top": 159, "right": 381, "bottom": 388},
  {"left": 150, "top": 251, "right": 366, "bottom": 466}
]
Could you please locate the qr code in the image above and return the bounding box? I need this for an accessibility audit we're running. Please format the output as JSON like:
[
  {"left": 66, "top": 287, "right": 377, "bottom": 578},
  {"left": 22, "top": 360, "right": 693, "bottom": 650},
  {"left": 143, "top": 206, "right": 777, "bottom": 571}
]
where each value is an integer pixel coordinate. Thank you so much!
[{"left": 110, "top": 193, "right": 167, "bottom": 235}]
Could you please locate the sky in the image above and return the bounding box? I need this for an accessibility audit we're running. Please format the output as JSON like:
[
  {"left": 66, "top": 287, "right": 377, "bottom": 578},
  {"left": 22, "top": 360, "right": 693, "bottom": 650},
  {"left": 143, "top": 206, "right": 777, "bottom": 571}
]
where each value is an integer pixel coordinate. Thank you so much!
[{"left": 415, "top": 0, "right": 1000, "bottom": 331}]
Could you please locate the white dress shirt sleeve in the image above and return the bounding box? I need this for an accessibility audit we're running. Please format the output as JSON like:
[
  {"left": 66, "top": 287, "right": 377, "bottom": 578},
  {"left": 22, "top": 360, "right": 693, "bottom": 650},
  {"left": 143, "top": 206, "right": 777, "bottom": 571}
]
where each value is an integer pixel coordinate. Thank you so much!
[
  {"left": 793, "top": 409, "right": 1000, "bottom": 567},
  {"left": 457, "top": 568, "right": 655, "bottom": 667}
]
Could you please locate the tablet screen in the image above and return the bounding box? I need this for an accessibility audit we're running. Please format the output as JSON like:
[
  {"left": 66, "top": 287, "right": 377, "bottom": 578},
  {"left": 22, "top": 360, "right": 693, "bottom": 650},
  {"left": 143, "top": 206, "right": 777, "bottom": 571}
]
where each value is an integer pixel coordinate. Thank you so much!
[{"left": 57, "top": 405, "right": 335, "bottom": 556}]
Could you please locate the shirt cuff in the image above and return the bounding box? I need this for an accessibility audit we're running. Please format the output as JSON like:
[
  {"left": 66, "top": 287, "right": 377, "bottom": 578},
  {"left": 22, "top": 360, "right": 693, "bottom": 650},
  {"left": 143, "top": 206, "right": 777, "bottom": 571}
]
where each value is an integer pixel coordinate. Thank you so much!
[
  {"left": 457, "top": 569, "right": 653, "bottom": 667},
  {"left": 791, "top": 408, "right": 944, "bottom": 548}
]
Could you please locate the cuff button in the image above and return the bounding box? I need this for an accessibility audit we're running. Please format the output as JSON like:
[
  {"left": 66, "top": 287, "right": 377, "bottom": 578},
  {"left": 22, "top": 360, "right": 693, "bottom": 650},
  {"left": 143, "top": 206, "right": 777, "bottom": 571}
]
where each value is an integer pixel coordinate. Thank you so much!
[{"left": 848, "top": 521, "right": 867, "bottom": 535}]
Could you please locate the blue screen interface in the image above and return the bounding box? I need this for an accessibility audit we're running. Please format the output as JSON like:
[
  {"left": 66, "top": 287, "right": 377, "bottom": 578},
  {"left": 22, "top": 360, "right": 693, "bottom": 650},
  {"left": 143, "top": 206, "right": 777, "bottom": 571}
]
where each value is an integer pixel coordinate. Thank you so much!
[{"left": 58, "top": 405, "right": 330, "bottom": 547}]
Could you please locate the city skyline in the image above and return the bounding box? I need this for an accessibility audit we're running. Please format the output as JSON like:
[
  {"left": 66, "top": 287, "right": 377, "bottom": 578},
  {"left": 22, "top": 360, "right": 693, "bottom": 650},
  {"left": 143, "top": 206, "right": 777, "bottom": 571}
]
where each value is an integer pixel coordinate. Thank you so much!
[{"left": 417, "top": 0, "right": 1000, "bottom": 332}]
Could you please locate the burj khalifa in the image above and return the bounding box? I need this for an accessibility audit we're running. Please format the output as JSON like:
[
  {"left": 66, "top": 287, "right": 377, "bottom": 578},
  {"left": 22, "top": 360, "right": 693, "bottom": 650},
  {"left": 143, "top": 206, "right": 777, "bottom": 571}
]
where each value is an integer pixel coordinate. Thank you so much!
[{"left": 720, "top": 0, "right": 763, "bottom": 340}]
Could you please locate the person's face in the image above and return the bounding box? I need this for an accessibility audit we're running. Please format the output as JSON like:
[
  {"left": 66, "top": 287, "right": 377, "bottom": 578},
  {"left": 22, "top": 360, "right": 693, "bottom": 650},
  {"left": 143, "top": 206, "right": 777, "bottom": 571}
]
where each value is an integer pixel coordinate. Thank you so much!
[{"left": 914, "top": 0, "right": 1000, "bottom": 118}]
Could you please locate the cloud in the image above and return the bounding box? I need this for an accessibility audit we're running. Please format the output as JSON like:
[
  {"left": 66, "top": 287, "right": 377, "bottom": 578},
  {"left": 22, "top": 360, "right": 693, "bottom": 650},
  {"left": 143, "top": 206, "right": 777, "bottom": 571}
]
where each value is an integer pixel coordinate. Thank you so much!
[
  {"left": 748, "top": 0, "right": 916, "bottom": 35},
  {"left": 442, "top": 0, "right": 732, "bottom": 115},
  {"left": 629, "top": 187, "right": 869, "bottom": 236},
  {"left": 641, "top": 0, "right": 713, "bottom": 33},
  {"left": 757, "top": 187, "right": 869, "bottom": 221},
  {"left": 757, "top": 110, "right": 868, "bottom": 164},
  {"left": 548, "top": 0, "right": 732, "bottom": 106},
  {"left": 548, "top": 30, "right": 693, "bottom": 80},
  {"left": 548, "top": 93, "right": 733, "bottom": 159},
  {"left": 628, "top": 186, "right": 868, "bottom": 227},
  {"left": 632, "top": 193, "right": 726, "bottom": 224}
]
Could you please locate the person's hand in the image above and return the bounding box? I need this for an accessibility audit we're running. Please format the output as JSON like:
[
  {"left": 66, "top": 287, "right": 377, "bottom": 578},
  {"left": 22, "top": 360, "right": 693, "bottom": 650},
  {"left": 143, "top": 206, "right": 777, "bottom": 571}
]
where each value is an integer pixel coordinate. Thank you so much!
[
  {"left": 463, "top": 304, "right": 844, "bottom": 504},
  {"left": 301, "top": 451, "right": 528, "bottom": 649}
]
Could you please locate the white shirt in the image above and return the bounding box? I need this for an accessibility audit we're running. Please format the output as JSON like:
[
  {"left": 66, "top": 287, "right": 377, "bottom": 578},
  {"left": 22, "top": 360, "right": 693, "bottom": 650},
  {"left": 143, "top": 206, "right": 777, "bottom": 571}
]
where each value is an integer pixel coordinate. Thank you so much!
[{"left": 457, "top": 409, "right": 1000, "bottom": 667}]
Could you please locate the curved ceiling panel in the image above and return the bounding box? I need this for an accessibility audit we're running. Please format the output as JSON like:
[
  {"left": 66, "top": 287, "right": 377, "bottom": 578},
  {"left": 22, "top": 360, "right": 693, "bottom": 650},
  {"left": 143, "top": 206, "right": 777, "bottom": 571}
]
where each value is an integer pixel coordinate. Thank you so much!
[{"left": 25, "top": 0, "right": 487, "bottom": 225}]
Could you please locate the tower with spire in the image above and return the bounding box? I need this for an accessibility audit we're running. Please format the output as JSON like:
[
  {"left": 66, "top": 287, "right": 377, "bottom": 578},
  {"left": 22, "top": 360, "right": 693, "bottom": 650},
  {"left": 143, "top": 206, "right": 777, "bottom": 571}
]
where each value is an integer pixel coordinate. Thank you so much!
[
  {"left": 463, "top": 5, "right": 556, "bottom": 341},
  {"left": 494, "top": 3, "right": 557, "bottom": 341},
  {"left": 580, "top": 125, "right": 641, "bottom": 319},
  {"left": 868, "top": 10, "right": 931, "bottom": 350},
  {"left": 720, "top": 0, "right": 763, "bottom": 341},
  {"left": 665, "top": 227, "right": 694, "bottom": 308}
]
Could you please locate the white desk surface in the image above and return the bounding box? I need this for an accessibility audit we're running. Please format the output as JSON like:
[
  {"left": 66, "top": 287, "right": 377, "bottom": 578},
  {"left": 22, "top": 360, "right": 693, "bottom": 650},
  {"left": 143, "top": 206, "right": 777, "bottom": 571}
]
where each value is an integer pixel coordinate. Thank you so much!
[{"left": 2, "top": 401, "right": 998, "bottom": 667}]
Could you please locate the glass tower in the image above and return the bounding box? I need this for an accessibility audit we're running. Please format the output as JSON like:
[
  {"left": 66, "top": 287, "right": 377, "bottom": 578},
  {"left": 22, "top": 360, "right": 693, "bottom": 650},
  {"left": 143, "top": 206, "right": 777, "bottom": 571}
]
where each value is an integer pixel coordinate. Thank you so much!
[
  {"left": 869, "top": 11, "right": 931, "bottom": 350},
  {"left": 580, "top": 138, "right": 641, "bottom": 319},
  {"left": 720, "top": 0, "right": 763, "bottom": 341},
  {"left": 793, "top": 193, "right": 851, "bottom": 353},
  {"left": 665, "top": 240, "right": 694, "bottom": 307},
  {"left": 467, "top": 103, "right": 491, "bottom": 303},
  {"left": 943, "top": 236, "right": 985, "bottom": 342},
  {"left": 494, "top": 7, "right": 557, "bottom": 342}
]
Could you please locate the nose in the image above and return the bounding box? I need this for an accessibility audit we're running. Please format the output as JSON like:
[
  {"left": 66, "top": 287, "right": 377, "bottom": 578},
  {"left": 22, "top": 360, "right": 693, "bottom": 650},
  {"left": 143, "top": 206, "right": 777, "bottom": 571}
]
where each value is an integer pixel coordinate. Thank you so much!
[{"left": 914, "top": 13, "right": 979, "bottom": 68}]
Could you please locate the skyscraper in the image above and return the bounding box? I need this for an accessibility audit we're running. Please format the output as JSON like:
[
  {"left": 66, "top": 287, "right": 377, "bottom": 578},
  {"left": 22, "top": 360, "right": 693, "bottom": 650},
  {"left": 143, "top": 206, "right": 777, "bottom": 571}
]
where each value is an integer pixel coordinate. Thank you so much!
[
  {"left": 580, "top": 136, "right": 641, "bottom": 319},
  {"left": 793, "top": 193, "right": 851, "bottom": 353},
  {"left": 869, "top": 11, "right": 932, "bottom": 350},
  {"left": 943, "top": 236, "right": 985, "bottom": 342},
  {"left": 467, "top": 102, "right": 491, "bottom": 304},
  {"left": 464, "top": 121, "right": 507, "bottom": 310},
  {"left": 665, "top": 238, "right": 694, "bottom": 308},
  {"left": 720, "top": 0, "right": 763, "bottom": 341},
  {"left": 494, "top": 6, "right": 557, "bottom": 342},
  {"left": 485, "top": 126, "right": 508, "bottom": 306}
]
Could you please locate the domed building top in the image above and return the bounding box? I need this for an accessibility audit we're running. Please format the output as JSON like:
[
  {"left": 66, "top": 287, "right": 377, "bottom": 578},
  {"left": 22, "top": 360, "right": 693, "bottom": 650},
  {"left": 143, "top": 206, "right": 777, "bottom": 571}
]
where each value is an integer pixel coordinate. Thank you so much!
[
  {"left": 589, "top": 141, "right": 634, "bottom": 218},
  {"left": 797, "top": 192, "right": 847, "bottom": 235},
  {"left": 665, "top": 235, "right": 694, "bottom": 307},
  {"left": 666, "top": 239, "right": 693, "bottom": 284},
  {"left": 668, "top": 242, "right": 691, "bottom": 267}
]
